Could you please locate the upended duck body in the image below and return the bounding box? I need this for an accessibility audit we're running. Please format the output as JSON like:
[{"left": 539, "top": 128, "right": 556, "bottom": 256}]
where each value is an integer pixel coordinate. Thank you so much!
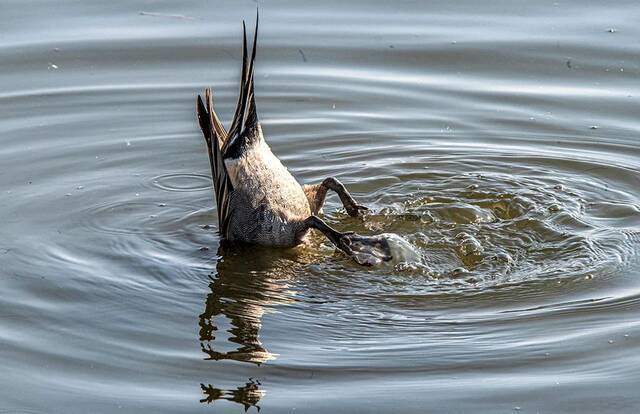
[{"left": 195, "top": 17, "right": 393, "bottom": 265}]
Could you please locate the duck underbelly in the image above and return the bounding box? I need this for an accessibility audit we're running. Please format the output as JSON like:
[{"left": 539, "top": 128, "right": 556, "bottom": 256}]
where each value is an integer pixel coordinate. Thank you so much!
[
  {"left": 227, "top": 199, "right": 308, "bottom": 246},
  {"left": 224, "top": 139, "right": 311, "bottom": 246}
]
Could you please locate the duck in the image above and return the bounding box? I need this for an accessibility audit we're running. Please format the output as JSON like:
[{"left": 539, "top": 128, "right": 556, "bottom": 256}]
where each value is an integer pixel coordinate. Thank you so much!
[{"left": 195, "top": 15, "right": 393, "bottom": 264}]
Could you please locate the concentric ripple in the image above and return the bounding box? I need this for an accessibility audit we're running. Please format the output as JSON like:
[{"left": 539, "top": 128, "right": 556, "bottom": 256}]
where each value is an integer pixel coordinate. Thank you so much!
[
  {"left": 80, "top": 199, "right": 211, "bottom": 236},
  {"left": 2, "top": 1, "right": 640, "bottom": 412},
  {"left": 150, "top": 173, "right": 212, "bottom": 192}
]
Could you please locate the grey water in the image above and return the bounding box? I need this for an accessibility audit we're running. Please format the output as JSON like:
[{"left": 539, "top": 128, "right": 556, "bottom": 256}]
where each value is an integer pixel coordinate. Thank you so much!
[{"left": 1, "top": 1, "right": 640, "bottom": 412}]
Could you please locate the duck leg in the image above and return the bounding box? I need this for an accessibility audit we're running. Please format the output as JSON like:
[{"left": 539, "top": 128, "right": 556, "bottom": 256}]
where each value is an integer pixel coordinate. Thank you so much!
[
  {"left": 297, "top": 216, "right": 394, "bottom": 266},
  {"left": 303, "top": 177, "right": 368, "bottom": 216},
  {"left": 298, "top": 216, "right": 354, "bottom": 255}
]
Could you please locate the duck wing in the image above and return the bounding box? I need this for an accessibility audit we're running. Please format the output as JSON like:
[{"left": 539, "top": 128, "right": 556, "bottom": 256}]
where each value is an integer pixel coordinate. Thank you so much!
[
  {"left": 196, "top": 90, "right": 234, "bottom": 237},
  {"left": 195, "top": 12, "right": 260, "bottom": 238}
]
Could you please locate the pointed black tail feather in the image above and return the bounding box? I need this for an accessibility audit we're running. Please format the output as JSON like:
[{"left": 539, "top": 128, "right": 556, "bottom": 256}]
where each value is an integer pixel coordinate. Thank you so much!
[
  {"left": 223, "top": 10, "right": 259, "bottom": 158},
  {"left": 226, "top": 20, "right": 249, "bottom": 143}
]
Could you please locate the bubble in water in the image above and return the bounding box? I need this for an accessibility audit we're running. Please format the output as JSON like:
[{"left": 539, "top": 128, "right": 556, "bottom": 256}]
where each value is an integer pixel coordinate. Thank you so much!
[
  {"left": 455, "top": 232, "right": 484, "bottom": 257},
  {"left": 350, "top": 233, "right": 423, "bottom": 267},
  {"left": 384, "top": 233, "right": 422, "bottom": 264}
]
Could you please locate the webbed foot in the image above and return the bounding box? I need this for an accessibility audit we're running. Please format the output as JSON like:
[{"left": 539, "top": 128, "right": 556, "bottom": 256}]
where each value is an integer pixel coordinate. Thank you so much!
[{"left": 341, "top": 233, "right": 393, "bottom": 266}]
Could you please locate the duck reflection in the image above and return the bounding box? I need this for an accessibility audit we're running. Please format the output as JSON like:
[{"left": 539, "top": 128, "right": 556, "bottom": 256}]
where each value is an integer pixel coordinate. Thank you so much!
[
  {"left": 200, "top": 379, "right": 264, "bottom": 411},
  {"left": 199, "top": 244, "right": 313, "bottom": 410}
]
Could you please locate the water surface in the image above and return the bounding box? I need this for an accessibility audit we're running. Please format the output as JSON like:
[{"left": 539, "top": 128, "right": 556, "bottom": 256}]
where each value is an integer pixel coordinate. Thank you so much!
[{"left": 2, "top": 1, "right": 640, "bottom": 412}]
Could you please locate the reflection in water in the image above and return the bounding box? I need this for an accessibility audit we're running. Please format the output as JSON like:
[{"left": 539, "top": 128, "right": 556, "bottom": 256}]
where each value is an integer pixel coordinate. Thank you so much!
[
  {"left": 199, "top": 263, "right": 275, "bottom": 365},
  {"left": 200, "top": 379, "right": 265, "bottom": 411},
  {"left": 198, "top": 245, "right": 309, "bottom": 410}
]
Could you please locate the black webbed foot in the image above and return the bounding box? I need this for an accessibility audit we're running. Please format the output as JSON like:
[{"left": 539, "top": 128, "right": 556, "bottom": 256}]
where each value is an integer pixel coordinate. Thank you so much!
[
  {"left": 344, "top": 201, "right": 369, "bottom": 217},
  {"left": 304, "top": 216, "right": 394, "bottom": 266},
  {"left": 340, "top": 233, "right": 393, "bottom": 266}
]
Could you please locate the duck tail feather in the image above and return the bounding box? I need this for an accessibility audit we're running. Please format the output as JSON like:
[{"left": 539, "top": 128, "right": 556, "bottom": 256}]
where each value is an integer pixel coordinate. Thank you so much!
[
  {"left": 223, "top": 12, "right": 260, "bottom": 158},
  {"left": 226, "top": 21, "right": 249, "bottom": 144},
  {"left": 244, "top": 9, "right": 259, "bottom": 127}
]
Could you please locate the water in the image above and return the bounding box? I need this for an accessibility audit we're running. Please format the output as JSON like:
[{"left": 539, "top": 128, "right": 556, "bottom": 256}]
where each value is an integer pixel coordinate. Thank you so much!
[{"left": 2, "top": 1, "right": 640, "bottom": 412}]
